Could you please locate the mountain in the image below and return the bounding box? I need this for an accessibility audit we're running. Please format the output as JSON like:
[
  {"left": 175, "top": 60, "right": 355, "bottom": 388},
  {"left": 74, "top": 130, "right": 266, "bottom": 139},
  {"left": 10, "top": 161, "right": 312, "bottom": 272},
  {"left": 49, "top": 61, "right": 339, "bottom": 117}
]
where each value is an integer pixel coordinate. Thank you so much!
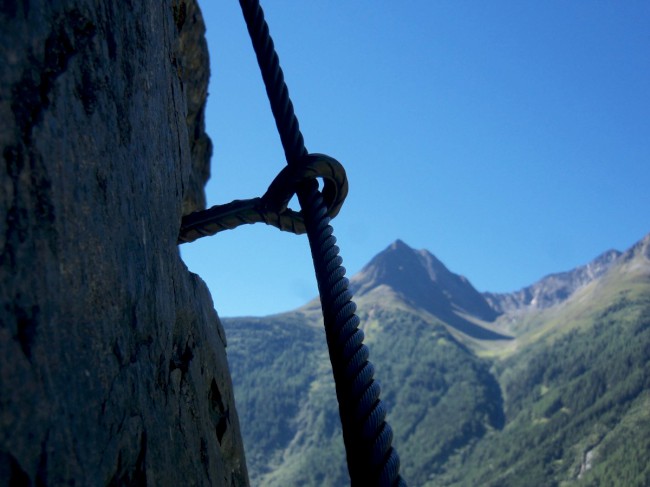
[
  {"left": 350, "top": 240, "right": 508, "bottom": 340},
  {"left": 618, "top": 232, "right": 650, "bottom": 272},
  {"left": 224, "top": 305, "right": 505, "bottom": 486},
  {"left": 352, "top": 240, "right": 498, "bottom": 321},
  {"left": 222, "top": 233, "right": 650, "bottom": 486}
]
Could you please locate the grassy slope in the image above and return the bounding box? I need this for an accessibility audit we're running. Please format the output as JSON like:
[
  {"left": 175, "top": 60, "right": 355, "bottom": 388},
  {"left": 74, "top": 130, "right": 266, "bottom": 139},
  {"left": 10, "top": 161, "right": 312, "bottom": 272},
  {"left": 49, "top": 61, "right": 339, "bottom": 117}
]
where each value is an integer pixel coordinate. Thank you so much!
[
  {"left": 359, "top": 307, "right": 505, "bottom": 485},
  {"left": 223, "top": 313, "right": 330, "bottom": 483}
]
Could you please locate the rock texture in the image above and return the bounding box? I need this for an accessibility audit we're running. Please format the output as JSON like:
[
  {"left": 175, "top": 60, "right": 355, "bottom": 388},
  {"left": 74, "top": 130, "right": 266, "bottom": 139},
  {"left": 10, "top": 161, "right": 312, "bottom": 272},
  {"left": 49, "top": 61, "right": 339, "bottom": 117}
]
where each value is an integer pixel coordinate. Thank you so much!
[
  {"left": 176, "top": 0, "right": 212, "bottom": 215},
  {"left": 0, "top": 1, "right": 247, "bottom": 485}
]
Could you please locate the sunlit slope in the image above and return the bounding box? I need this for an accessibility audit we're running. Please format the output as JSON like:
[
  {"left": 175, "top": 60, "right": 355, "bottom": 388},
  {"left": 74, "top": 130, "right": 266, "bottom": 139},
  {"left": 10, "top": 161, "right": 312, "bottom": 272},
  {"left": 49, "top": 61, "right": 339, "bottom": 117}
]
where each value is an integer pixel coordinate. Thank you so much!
[
  {"left": 486, "top": 233, "right": 650, "bottom": 354},
  {"left": 438, "top": 296, "right": 650, "bottom": 486},
  {"left": 436, "top": 234, "right": 650, "bottom": 486}
]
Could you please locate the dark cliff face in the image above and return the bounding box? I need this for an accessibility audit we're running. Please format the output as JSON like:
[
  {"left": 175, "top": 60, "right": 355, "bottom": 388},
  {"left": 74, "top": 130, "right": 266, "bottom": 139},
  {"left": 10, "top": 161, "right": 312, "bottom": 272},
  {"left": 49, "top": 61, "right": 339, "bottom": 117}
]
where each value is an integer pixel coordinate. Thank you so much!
[{"left": 0, "top": 1, "right": 247, "bottom": 485}]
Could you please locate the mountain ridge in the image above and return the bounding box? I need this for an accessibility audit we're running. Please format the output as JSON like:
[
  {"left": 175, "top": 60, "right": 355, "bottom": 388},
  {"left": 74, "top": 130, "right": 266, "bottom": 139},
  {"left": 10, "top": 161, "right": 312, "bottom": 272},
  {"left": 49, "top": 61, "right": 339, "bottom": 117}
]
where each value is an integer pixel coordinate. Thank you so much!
[
  {"left": 484, "top": 248, "right": 622, "bottom": 313},
  {"left": 357, "top": 233, "right": 649, "bottom": 317},
  {"left": 484, "top": 232, "right": 650, "bottom": 315}
]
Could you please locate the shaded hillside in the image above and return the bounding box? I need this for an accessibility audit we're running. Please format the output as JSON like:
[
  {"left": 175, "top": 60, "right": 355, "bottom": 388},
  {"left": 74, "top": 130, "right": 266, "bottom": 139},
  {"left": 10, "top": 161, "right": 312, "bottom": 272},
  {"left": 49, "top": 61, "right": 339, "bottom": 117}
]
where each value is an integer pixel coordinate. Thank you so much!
[
  {"left": 358, "top": 308, "right": 504, "bottom": 485},
  {"left": 223, "top": 314, "right": 329, "bottom": 483}
]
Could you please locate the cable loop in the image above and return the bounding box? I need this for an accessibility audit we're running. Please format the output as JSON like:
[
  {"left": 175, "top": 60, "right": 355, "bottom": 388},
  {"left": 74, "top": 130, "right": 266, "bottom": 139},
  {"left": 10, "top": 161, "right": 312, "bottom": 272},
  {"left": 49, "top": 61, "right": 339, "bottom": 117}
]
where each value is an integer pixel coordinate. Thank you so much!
[
  {"left": 263, "top": 153, "right": 348, "bottom": 223},
  {"left": 178, "top": 153, "right": 347, "bottom": 243},
  {"left": 180, "top": 0, "right": 407, "bottom": 483}
]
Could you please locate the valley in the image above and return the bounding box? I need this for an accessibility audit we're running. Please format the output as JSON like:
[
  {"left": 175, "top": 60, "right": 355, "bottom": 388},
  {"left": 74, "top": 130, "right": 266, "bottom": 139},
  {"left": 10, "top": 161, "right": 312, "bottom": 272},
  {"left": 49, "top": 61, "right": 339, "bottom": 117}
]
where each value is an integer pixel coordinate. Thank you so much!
[{"left": 221, "top": 233, "right": 650, "bottom": 486}]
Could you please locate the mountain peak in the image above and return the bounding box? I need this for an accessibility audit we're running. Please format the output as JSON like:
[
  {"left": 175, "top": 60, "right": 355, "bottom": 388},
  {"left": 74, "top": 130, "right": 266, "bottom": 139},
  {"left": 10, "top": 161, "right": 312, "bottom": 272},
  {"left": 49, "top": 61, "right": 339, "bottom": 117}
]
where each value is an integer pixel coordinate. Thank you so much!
[
  {"left": 350, "top": 241, "right": 501, "bottom": 334},
  {"left": 381, "top": 239, "right": 423, "bottom": 261},
  {"left": 351, "top": 240, "right": 428, "bottom": 295},
  {"left": 389, "top": 239, "right": 412, "bottom": 250},
  {"left": 613, "top": 232, "right": 650, "bottom": 278}
]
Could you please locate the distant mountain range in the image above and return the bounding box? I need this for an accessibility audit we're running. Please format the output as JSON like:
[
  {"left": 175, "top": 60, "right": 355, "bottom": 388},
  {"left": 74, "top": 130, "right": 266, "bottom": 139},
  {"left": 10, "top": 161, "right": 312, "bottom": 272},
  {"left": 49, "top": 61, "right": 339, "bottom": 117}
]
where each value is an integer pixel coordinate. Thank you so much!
[{"left": 222, "top": 232, "right": 650, "bottom": 486}]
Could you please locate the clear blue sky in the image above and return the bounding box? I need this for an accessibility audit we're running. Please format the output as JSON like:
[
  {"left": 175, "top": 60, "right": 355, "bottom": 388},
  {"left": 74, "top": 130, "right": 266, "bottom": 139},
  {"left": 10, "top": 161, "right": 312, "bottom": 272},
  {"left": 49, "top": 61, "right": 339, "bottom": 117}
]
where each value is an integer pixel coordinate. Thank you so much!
[{"left": 181, "top": 1, "right": 650, "bottom": 317}]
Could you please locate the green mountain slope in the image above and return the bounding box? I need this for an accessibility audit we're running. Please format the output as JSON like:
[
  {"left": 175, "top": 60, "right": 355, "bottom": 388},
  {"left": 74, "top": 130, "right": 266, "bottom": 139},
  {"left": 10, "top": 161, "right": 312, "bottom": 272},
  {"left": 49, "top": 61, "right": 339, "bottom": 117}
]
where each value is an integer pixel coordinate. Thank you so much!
[
  {"left": 225, "top": 306, "right": 505, "bottom": 486},
  {"left": 359, "top": 307, "right": 504, "bottom": 485},
  {"left": 223, "top": 313, "right": 333, "bottom": 483},
  {"left": 438, "top": 296, "right": 650, "bottom": 486},
  {"left": 222, "top": 233, "right": 650, "bottom": 486},
  {"left": 443, "top": 234, "right": 650, "bottom": 486}
]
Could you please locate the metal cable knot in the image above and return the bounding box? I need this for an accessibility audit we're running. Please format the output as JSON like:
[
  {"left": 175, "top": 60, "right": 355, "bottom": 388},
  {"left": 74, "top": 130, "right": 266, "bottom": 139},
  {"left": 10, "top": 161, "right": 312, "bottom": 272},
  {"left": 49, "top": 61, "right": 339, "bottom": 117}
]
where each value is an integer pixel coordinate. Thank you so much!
[{"left": 178, "top": 153, "right": 347, "bottom": 244}]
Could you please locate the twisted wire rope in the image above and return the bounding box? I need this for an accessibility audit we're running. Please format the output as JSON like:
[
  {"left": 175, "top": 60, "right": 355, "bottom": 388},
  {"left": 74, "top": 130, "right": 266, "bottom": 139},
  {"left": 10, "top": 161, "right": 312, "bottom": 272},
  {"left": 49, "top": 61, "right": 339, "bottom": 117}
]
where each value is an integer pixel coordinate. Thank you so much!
[
  {"left": 239, "top": 2, "right": 406, "bottom": 484},
  {"left": 179, "top": 1, "right": 407, "bottom": 484}
]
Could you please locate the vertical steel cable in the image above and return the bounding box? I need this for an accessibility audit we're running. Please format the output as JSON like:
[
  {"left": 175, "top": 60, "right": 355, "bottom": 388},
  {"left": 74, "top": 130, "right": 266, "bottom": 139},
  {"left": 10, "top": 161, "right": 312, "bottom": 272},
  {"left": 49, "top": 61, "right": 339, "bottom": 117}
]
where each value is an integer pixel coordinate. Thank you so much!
[{"left": 238, "top": 1, "right": 406, "bottom": 485}]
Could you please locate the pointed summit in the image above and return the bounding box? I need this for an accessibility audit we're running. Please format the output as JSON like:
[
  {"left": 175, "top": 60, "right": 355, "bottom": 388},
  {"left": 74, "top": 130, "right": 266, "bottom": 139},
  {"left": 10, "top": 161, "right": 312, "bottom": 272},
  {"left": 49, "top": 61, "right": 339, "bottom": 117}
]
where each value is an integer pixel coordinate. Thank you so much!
[
  {"left": 351, "top": 241, "right": 502, "bottom": 337},
  {"left": 352, "top": 240, "right": 432, "bottom": 297},
  {"left": 388, "top": 239, "right": 411, "bottom": 251}
]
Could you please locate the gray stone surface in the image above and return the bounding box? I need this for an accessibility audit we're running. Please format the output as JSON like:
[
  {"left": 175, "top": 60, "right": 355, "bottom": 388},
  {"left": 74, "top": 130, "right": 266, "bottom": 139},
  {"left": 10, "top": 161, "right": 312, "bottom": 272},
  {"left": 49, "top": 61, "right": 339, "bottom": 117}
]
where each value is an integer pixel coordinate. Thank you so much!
[{"left": 0, "top": 1, "right": 248, "bottom": 485}]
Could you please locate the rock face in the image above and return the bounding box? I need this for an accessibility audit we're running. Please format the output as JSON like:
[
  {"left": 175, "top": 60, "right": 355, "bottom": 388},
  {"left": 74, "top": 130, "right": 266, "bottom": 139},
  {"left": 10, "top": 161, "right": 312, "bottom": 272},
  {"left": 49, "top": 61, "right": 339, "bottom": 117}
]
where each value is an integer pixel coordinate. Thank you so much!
[{"left": 0, "top": 1, "right": 247, "bottom": 485}]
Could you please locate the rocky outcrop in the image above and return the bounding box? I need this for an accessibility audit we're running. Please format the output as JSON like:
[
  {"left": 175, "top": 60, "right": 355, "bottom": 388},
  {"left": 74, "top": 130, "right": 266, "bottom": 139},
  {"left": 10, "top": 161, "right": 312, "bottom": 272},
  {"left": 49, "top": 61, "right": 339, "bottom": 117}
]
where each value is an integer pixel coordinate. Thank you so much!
[
  {"left": 0, "top": 1, "right": 247, "bottom": 485},
  {"left": 176, "top": 0, "right": 212, "bottom": 215}
]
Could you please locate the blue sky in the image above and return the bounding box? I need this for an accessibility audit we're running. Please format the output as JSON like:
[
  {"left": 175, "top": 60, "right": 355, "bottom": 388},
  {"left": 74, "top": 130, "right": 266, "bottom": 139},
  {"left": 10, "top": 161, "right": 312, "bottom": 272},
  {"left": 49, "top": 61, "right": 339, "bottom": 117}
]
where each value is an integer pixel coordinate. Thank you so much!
[{"left": 181, "top": 1, "right": 650, "bottom": 317}]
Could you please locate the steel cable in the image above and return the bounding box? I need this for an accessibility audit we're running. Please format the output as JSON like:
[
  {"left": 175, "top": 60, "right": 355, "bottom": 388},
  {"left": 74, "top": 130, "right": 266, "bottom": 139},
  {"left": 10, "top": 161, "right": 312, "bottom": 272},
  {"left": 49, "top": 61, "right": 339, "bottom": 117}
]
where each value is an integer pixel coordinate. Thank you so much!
[
  {"left": 181, "top": 1, "right": 407, "bottom": 484},
  {"left": 239, "top": 2, "right": 406, "bottom": 483}
]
